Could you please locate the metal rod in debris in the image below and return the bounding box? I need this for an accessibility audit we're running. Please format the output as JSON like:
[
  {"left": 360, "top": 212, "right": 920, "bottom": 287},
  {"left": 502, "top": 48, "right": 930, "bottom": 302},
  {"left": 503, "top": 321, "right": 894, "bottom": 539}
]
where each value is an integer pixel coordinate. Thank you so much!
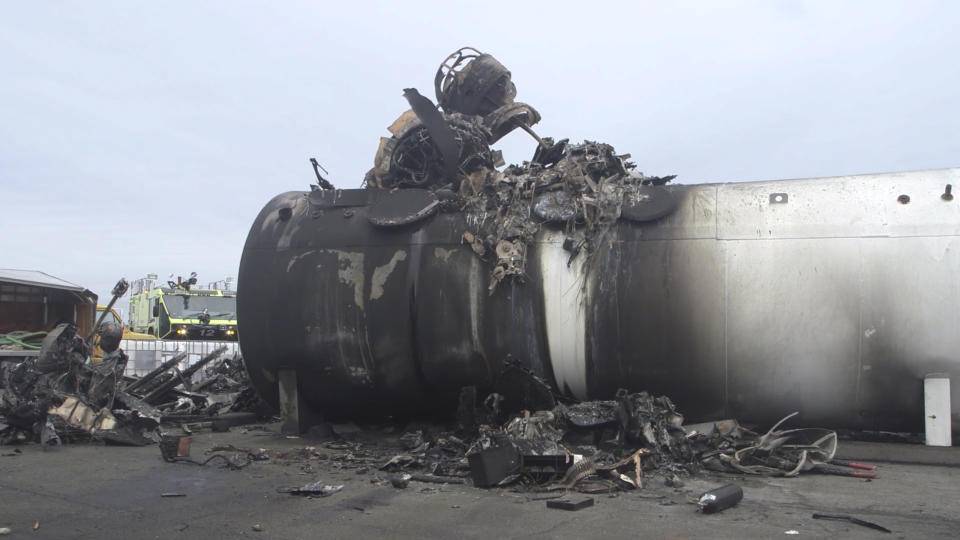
[
  {"left": 142, "top": 346, "right": 228, "bottom": 404},
  {"left": 124, "top": 351, "right": 189, "bottom": 393},
  {"left": 86, "top": 278, "right": 130, "bottom": 345}
]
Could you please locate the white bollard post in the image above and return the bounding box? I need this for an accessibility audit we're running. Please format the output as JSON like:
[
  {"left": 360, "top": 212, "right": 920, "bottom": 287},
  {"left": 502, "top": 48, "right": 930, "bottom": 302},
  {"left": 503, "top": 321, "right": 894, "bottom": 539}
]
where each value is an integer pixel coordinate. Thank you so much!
[{"left": 924, "top": 374, "right": 952, "bottom": 446}]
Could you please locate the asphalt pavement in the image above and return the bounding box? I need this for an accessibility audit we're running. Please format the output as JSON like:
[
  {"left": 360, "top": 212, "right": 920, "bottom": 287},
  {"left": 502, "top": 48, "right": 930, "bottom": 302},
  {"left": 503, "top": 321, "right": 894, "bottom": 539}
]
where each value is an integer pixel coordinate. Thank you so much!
[{"left": 1, "top": 425, "right": 957, "bottom": 539}]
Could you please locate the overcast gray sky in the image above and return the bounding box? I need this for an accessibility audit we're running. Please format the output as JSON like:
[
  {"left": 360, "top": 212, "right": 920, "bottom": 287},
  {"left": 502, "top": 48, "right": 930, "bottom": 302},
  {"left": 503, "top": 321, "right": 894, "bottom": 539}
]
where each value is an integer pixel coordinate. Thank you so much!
[{"left": 1, "top": 1, "right": 958, "bottom": 314}]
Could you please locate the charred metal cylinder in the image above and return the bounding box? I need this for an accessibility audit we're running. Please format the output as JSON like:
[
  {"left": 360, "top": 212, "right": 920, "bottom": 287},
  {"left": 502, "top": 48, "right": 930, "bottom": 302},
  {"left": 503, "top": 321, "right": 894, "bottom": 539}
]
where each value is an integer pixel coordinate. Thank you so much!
[
  {"left": 697, "top": 484, "right": 743, "bottom": 514},
  {"left": 239, "top": 168, "right": 960, "bottom": 432}
]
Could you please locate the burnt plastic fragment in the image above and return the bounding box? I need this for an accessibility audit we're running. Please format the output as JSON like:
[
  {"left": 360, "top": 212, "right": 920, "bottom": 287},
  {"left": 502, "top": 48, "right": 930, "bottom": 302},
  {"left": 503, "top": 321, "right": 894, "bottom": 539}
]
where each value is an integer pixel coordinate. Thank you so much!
[
  {"left": 532, "top": 137, "right": 568, "bottom": 167},
  {"left": 493, "top": 360, "right": 556, "bottom": 415},
  {"left": 468, "top": 444, "right": 521, "bottom": 487}
]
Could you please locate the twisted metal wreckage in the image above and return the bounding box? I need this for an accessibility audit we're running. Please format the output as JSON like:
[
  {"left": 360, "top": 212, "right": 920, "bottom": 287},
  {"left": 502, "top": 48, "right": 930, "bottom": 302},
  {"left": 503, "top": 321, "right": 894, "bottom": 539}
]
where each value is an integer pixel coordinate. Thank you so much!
[
  {"left": 0, "top": 279, "right": 267, "bottom": 447},
  {"left": 367, "top": 47, "right": 677, "bottom": 292},
  {"left": 1, "top": 48, "right": 948, "bottom": 500},
  {"left": 233, "top": 47, "right": 952, "bottom": 491}
]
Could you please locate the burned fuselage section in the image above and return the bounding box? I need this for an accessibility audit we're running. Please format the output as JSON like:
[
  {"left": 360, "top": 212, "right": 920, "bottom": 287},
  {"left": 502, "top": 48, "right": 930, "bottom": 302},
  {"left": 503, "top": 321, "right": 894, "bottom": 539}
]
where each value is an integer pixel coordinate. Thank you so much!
[{"left": 238, "top": 47, "right": 960, "bottom": 434}]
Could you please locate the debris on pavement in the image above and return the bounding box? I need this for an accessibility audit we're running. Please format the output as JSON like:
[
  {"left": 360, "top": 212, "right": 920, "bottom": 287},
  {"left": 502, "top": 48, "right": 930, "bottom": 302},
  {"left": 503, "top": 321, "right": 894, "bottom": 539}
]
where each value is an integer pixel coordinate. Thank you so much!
[
  {"left": 360, "top": 379, "right": 853, "bottom": 495},
  {"left": 390, "top": 474, "right": 412, "bottom": 489},
  {"left": 696, "top": 484, "right": 743, "bottom": 514},
  {"left": 812, "top": 513, "right": 892, "bottom": 533},
  {"left": 0, "top": 304, "right": 269, "bottom": 448},
  {"left": 162, "top": 450, "right": 252, "bottom": 470},
  {"left": 278, "top": 481, "right": 344, "bottom": 497},
  {"left": 699, "top": 412, "right": 840, "bottom": 477},
  {"left": 0, "top": 321, "right": 146, "bottom": 446},
  {"left": 467, "top": 444, "right": 521, "bottom": 487},
  {"left": 159, "top": 434, "right": 192, "bottom": 458},
  {"left": 408, "top": 473, "right": 467, "bottom": 485},
  {"left": 546, "top": 497, "right": 595, "bottom": 511}
]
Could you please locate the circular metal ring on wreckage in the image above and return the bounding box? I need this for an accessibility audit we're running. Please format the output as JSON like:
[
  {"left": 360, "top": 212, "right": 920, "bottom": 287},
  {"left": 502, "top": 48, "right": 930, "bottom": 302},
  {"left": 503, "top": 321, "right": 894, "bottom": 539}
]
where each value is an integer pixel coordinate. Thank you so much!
[
  {"left": 620, "top": 186, "right": 677, "bottom": 223},
  {"left": 366, "top": 189, "right": 440, "bottom": 227}
]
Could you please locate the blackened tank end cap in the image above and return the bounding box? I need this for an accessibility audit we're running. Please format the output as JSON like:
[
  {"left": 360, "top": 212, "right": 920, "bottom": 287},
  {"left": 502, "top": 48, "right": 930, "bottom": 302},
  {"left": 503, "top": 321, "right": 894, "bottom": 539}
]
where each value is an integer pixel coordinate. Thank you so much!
[{"left": 367, "top": 189, "right": 440, "bottom": 227}]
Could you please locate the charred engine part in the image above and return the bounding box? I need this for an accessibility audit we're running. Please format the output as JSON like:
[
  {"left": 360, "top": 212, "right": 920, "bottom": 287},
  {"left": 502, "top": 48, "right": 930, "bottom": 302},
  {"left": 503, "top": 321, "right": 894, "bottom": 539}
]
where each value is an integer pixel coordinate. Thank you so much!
[
  {"left": 433, "top": 47, "right": 542, "bottom": 146},
  {"left": 373, "top": 111, "right": 496, "bottom": 190},
  {"left": 371, "top": 48, "right": 542, "bottom": 190},
  {"left": 434, "top": 47, "right": 516, "bottom": 117},
  {"left": 403, "top": 88, "right": 460, "bottom": 183},
  {"left": 97, "top": 322, "right": 123, "bottom": 354}
]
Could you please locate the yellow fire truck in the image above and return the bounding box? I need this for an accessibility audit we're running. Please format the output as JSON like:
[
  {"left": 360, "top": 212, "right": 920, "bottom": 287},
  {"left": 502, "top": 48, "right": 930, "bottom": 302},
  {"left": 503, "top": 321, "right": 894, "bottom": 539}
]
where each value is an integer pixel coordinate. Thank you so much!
[{"left": 128, "top": 274, "right": 238, "bottom": 341}]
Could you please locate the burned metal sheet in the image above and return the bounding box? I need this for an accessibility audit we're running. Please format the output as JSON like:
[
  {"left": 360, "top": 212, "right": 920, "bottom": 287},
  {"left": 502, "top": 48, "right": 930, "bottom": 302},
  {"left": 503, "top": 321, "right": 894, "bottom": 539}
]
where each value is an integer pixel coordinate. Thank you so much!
[
  {"left": 366, "top": 189, "right": 439, "bottom": 227},
  {"left": 620, "top": 185, "right": 677, "bottom": 222},
  {"left": 1, "top": 318, "right": 268, "bottom": 446}
]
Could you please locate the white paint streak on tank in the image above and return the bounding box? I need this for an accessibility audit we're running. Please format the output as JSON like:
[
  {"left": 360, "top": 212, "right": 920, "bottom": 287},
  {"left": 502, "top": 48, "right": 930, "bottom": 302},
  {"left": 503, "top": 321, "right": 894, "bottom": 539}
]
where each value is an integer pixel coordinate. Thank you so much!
[
  {"left": 434, "top": 247, "right": 456, "bottom": 263},
  {"left": 468, "top": 253, "right": 482, "bottom": 352},
  {"left": 322, "top": 250, "right": 365, "bottom": 309},
  {"left": 540, "top": 228, "right": 588, "bottom": 399},
  {"left": 370, "top": 250, "right": 408, "bottom": 300},
  {"left": 285, "top": 249, "right": 316, "bottom": 273}
]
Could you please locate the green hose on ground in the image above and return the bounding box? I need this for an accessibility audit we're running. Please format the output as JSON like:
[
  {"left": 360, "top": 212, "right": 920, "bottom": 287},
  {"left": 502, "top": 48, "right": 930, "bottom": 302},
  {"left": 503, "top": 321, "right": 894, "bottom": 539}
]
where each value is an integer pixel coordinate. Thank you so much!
[{"left": 0, "top": 331, "right": 47, "bottom": 350}]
